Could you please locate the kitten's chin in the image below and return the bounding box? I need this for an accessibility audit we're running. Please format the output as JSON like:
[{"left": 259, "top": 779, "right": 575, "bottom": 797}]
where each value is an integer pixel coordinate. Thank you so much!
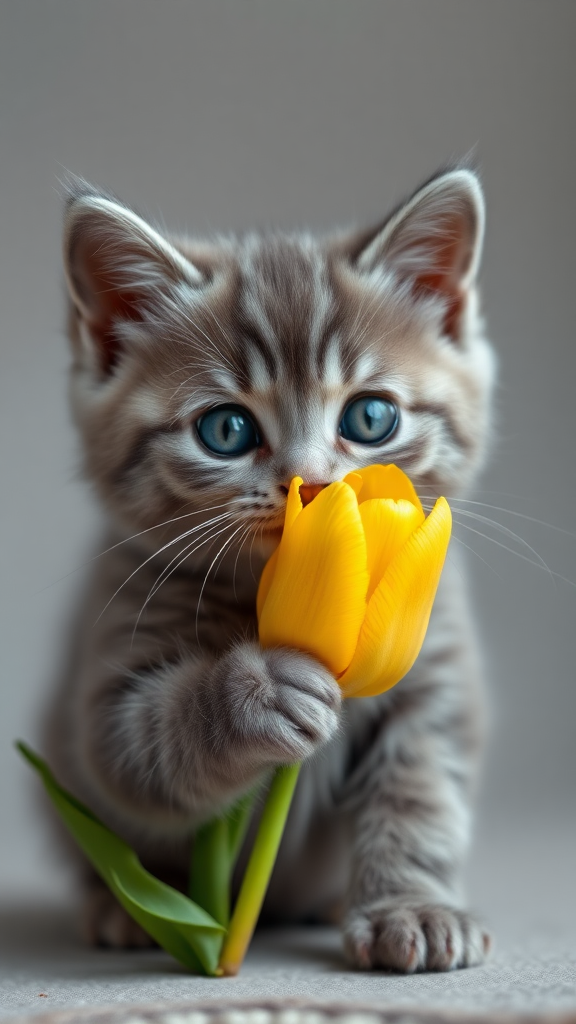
[{"left": 258, "top": 526, "right": 283, "bottom": 556}]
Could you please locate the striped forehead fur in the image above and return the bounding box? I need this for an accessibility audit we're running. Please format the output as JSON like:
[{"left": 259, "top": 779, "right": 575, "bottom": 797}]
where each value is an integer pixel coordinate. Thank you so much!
[{"left": 222, "top": 245, "right": 323, "bottom": 388}]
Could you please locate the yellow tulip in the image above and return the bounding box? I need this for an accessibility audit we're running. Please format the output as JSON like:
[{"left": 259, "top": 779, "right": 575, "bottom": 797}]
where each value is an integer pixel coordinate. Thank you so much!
[
  {"left": 257, "top": 464, "right": 452, "bottom": 698},
  {"left": 219, "top": 465, "right": 452, "bottom": 977}
]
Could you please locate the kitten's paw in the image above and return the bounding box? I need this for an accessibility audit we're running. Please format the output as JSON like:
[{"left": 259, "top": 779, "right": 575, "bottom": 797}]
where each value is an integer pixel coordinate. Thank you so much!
[
  {"left": 216, "top": 643, "right": 341, "bottom": 764},
  {"left": 83, "top": 885, "right": 155, "bottom": 949},
  {"left": 343, "top": 902, "right": 491, "bottom": 972}
]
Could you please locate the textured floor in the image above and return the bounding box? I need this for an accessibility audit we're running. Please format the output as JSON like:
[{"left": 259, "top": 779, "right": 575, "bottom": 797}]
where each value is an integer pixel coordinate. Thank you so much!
[{"left": 1, "top": 811, "right": 575, "bottom": 1021}]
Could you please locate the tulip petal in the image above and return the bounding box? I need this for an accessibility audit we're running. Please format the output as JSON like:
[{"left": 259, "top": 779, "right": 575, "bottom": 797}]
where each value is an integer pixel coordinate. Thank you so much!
[
  {"left": 346, "top": 464, "right": 424, "bottom": 514},
  {"left": 360, "top": 498, "right": 425, "bottom": 600},
  {"left": 256, "top": 476, "right": 303, "bottom": 619},
  {"left": 285, "top": 476, "right": 304, "bottom": 531},
  {"left": 342, "top": 471, "right": 363, "bottom": 497},
  {"left": 339, "top": 497, "right": 452, "bottom": 697},
  {"left": 258, "top": 482, "right": 369, "bottom": 675}
]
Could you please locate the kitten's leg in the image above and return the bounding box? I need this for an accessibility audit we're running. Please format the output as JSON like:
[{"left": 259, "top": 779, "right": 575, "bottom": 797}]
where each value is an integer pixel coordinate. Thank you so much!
[
  {"left": 77, "top": 642, "right": 340, "bottom": 824},
  {"left": 342, "top": 682, "right": 491, "bottom": 972},
  {"left": 58, "top": 642, "right": 340, "bottom": 949}
]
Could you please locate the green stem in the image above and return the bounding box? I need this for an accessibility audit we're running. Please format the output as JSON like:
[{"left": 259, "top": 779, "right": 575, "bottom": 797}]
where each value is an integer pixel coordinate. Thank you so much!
[{"left": 217, "top": 762, "right": 301, "bottom": 976}]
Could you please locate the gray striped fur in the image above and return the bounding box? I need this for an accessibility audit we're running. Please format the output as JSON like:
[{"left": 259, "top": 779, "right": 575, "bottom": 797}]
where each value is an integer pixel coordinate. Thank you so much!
[{"left": 45, "top": 168, "right": 495, "bottom": 969}]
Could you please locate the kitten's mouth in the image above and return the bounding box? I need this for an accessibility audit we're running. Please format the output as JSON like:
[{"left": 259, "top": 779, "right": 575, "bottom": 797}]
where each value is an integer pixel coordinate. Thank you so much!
[{"left": 261, "top": 525, "right": 283, "bottom": 541}]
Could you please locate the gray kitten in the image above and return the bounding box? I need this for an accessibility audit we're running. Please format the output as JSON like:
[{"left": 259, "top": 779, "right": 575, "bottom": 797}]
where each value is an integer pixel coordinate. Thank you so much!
[{"left": 45, "top": 167, "right": 495, "bottom": 971}]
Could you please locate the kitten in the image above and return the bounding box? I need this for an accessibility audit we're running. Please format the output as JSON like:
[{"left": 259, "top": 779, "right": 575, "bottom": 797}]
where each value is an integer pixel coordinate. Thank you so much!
[{"left": 44, "top": 166, "right": 495, "bottom": 970}]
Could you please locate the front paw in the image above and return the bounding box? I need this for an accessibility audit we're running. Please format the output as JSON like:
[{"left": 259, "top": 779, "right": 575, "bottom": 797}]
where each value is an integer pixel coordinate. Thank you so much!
[
  {"left": 215, "top": 643, "right": 341, "bottom": 765},
  {"left": 343, "top": 902, "right": 491, "bottom": 972}
]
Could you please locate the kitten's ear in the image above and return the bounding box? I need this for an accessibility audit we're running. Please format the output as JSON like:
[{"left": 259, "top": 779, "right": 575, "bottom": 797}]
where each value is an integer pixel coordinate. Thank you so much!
[
  {"left": 63, "top": 181, "right": 204, "bottom": 374},
  {"left": 354, "top": 169, "right": 485, "bottom": 341}
]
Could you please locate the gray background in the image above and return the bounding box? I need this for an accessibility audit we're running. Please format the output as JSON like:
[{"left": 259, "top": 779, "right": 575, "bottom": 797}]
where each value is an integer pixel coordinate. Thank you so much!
[{"left": 0, "top": 0, "right": 574, "bottom": 899}]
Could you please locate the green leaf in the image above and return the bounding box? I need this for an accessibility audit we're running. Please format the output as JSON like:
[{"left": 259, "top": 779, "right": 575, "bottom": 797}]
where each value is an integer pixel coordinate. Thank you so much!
[
  {"left": 189, "top": 789, "right": 257, "bottom": 927},
  {"left": 16, "top": 742, "right": 225, "bottom": 975},
  {"left": 189, "top": 817, "right": 231, "bottom": 928}
]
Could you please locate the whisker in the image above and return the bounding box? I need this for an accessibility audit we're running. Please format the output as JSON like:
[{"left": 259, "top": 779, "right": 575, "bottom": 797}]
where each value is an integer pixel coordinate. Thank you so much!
[
  {"left": 159, "top": 367, "right": 216, "bottom": 395},
  {"left": 202, "top": 304, "right": 236, "bottom": 352},
  {"left": 39, "top": 500, "right": 241, "bottom": 593},
  {"left": 440, "top": 506, "right": 557, "bottom": 583},
  {"left": 94, "top": 510, "right": 238, "bottom": 624},
  {"left": 445, "top": 514, "right": 575, "bottom": 589},
  {"left": 96, "top": 502, "right": 239, "bottom": 558},
  {"left": 249, "top": 524, "right": 265, "bottom": 584},
  {"left": 142, "top": 516, "right": 238, "bottom": 606},
  {"left": 211, "top": 524, "right": 246, "bottom": 585},
  {"left": 195, "top": 523, "right": 248, "bottom": 644},
  {"left": 447, "top": 534, "right": 504, "bottom": 580},
  {"left": 419, "top": 495, "right": 576, "bottom": 538},
  {"left": 421, "top": 501, "right": 504, "bottom": 580},
  {"left": 422, "top": 492, "right": 575, "bottom": 588},
  {"left": 177, "top": 309, "right": 236, "bottom": 371},
  {"left": 130, "top": 517, "right": 241, "bottom": 643},
  {"left": 232, "top": 523, "right": 254, "bottom": 601}
]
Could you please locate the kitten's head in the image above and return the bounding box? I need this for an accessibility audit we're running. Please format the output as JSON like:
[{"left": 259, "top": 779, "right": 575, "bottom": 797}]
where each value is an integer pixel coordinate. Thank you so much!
[{"left": 63, "top": 168, "right": 495, "bottom": 556}]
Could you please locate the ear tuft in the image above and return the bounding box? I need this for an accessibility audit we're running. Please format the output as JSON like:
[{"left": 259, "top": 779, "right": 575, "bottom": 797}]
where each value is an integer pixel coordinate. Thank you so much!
[
  {"left": 62, "top": 179, "right": 203, "bottom": 374},
  {"left": 355, "top": 169, "right": 485, "bottom": 341}
]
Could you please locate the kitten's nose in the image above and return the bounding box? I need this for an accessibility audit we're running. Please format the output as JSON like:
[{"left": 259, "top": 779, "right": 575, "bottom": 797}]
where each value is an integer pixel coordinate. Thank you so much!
[
  {"left": 299, "top": 482, "right": 329, "bottom": 507},
  {"left": 277, "top": 481, "right": 330, "bottom": 506}
]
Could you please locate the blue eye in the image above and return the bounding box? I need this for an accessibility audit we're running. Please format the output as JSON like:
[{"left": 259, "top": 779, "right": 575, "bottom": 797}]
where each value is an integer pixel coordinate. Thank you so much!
[
  {"left": 196, "top": 405, "right": 260, "bottom": 456},
  {"left": 339, "top": 396, "right": 399, "bottom": 445}
]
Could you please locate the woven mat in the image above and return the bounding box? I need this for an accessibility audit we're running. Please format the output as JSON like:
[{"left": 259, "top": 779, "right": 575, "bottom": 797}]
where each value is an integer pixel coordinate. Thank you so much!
[{"left": 6, "top": 1000, "right": 576, "bottom": 1024}]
